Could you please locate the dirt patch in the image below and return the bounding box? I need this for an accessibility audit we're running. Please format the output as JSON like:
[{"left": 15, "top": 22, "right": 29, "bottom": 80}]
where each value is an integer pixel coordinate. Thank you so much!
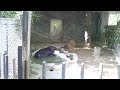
[{"left": 67, "top": 47, "right": 117, "bottom": 67}]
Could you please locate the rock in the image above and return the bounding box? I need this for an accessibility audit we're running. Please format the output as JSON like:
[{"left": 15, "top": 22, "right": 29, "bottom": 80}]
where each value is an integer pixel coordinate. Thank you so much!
[
  {"left": 59, "top": 48, "right": 66, "bottom": 53},
  {"left": 29, "top": 74, "right": 41, "bottom": 79},
  {"left": 30, "top": 68, "right": 39, "bottom": 75},
  {"left": 30, "top": 63, "right": 41, "bottom": 70},
  {"left": 30, "top": 63, "right": 42, "bottom": 79},
  {"left": 94, "top": 46, "right": 101, "bottom": 57}
]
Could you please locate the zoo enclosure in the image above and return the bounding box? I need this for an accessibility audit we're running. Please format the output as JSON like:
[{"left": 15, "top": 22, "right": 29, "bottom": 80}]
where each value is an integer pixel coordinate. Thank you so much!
[{"left": 41, "top": 61, "right": 120, "bottom": 79}]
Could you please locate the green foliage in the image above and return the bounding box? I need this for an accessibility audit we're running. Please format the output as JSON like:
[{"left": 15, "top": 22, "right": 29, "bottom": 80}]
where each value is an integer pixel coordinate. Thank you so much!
[
  {"left": 104, "top": 26, "right": 116, "bottom": 48},
  {"left": 104, "top": 21, "right": 120, "bottom": 48},
  {"left": 0, "top": 11, "right": 17, "bottom": 18},
  {"left": 113, "top": 22, "right": 120, "bottom": 45},
  {"left": 32, "top": 11, "right": 43, "bottom": 23},
  {"left": 32, "top": 11, "right": 50, "bottom": 34}
]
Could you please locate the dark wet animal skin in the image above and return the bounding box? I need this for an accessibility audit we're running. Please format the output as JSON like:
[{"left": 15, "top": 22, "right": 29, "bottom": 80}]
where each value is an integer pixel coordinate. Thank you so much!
[{"left": 34, "top": 46, "right": 57, "bottom": 59}]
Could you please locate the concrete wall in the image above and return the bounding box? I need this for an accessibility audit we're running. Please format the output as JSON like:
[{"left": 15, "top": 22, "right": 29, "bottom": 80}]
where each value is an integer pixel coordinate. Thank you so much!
[
  {"left": 0, "top": 18, "right": 22, "bottom": 79},
  {"left": 101, "top": 12, "right": 109, "bottom": 30},
  {"left": 31, "top": 11, "right": 110, "bottom": 47},
  {"left": 31, "top": 11, "right": 86, "bottom": 43}
]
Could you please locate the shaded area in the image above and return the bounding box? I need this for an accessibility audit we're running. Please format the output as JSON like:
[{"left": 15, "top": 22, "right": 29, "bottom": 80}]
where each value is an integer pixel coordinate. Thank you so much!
[{"left": 31, "top": 11, "right": 103, "bottom": 46}]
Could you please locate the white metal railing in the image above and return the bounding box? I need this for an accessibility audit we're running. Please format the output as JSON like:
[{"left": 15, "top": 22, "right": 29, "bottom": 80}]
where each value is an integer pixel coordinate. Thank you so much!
[{"left": 41, "top": 61, "right": 108, "bottom": 79}]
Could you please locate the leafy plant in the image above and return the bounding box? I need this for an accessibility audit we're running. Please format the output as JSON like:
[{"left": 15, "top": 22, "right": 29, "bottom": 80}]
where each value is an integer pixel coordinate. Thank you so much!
[
  {"left": 32, "top": 11, "right": 43, "bottom": 23},
  {"left": 0, "top": 11, "right": 17, "bottom": 18}
]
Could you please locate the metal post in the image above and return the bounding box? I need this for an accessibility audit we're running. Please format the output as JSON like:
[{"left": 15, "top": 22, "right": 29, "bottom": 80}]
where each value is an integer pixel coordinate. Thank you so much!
[
  {"left": 5, "top": 54, "right": 8, "bottom": 79},
  {"left": 80, "top": 63, "right": 84, "bottom": 79},
  {"left": 0, "top": 53, "right": 1, "bottom": 78},
  {"left": 18, "top": 46, "right": 23, "bottom": 79},
  {"left": 13, "top": 58, "right": 16, "bottom": 79},
  {"left": 117, "top": 64, "right": 120, "bottom": 79},
  {"left": 62, "top": 62, "right": 66, "bottom": 79},
  {"left": 98, "top": 63, "right": 103, "bottom": 79},
  {"left": 42, "top": 61, "right": 46, "bottom": 79},
  {"left": 3, "top": 53, "right": 6, "bottom": 79}
]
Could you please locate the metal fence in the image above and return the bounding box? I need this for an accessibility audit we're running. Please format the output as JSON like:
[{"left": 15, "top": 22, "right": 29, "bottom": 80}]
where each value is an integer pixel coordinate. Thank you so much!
[{"left": 41, "top": 61, "right": 120, "bottom": 79}]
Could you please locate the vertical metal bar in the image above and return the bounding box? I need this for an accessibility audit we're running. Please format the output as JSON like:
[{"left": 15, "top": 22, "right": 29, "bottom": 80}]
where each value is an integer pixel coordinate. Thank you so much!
[
  {"left": 98, "top": 63, "right": 103, "bottom": 79},
  {"left": 42, "top": 61, "right": 46, "bottom": 79},
  {"left": 0, "top": 53, "right": 1, "bottom": 78},
  {"left": 117, "top": 64, "right": 120, "bottom": 79},
  {"left": 5, "top": 55, "right": 8, "bottom": 79},
  {"left": 62, "top": 62, "right": 66, "bottom": 79},
  {"left": 18, "top": 46, "right": 23, "bottom": 79},
  {"left": 3, "top": 53, "right": 6, "bottom": 79},
  {"left": 13, "top": 58, "right": 16, "bottom": 79},
  {"left": 80, "top": 63, "right": 84, "bottom": 79}
]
